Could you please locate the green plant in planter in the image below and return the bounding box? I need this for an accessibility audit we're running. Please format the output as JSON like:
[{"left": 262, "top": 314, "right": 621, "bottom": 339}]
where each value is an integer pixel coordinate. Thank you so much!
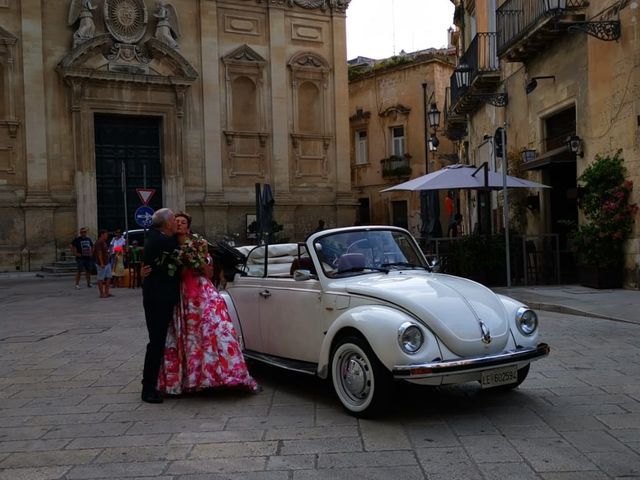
[{"left": 570, "top": 150, "right": 638, "bottom": 269}]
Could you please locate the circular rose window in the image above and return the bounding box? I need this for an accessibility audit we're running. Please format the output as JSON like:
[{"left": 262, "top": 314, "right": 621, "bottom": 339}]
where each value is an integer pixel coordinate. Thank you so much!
[{"left": 103, "top": 0, "right": 148, "bottom": 44}]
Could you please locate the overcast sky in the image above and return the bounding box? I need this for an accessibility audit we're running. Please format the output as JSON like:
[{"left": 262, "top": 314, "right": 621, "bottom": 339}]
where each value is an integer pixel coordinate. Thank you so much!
[{"left": 346, "top": 0, "right": 455, "bottom": 60}]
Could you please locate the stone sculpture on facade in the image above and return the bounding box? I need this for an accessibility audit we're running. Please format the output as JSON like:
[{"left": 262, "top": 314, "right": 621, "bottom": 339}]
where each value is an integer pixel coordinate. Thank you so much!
[
  {"left": 68, "top": 0, "right": 97, "bottom": 49},
  {"left": 154, "top": 1, "right": 180, "bottom": 50}
]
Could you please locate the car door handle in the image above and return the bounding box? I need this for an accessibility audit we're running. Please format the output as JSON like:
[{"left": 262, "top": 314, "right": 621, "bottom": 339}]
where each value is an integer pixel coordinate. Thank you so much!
[{"left": 259, "top": 289, "right": 271, "bottom": 298}]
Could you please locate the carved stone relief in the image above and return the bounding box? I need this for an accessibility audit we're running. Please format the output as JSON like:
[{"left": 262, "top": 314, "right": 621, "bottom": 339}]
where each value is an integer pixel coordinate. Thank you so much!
[{"left": 103, "top": 0, "right": 148, "bottom": 44}]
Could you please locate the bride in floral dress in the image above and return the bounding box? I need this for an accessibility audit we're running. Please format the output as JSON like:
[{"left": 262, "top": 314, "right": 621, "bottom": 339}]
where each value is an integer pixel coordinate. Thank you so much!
[{"left": 158, "top": 213, "right": 258, "bottom": 394}]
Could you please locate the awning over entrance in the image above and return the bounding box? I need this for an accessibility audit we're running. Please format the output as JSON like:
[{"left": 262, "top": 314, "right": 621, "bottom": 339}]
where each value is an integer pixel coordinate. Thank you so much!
[{"left": 522, "top": 145, "right": 574, "bottom": 170}]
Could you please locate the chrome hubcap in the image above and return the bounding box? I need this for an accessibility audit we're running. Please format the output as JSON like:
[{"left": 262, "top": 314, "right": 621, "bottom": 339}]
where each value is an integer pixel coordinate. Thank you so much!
[{"left": 338, "top": 350, "right": 371, "bottom": 404}]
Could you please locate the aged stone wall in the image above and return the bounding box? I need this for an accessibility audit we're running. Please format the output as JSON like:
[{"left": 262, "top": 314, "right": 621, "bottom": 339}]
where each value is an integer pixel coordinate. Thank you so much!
[{"left": 0, "top": 0, "right": 355, "bottom": 271}]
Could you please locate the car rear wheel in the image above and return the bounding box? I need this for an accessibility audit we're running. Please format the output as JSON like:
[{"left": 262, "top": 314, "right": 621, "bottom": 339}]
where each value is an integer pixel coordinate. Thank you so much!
[{"left": 331, "top": 335, "right": 392, "bottom": 417}]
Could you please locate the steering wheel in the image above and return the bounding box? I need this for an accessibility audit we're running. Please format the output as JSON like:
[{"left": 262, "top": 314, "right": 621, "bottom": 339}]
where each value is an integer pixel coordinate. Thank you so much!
[{"left": 346, "top": 238, "right": 370, "bottom": 253}]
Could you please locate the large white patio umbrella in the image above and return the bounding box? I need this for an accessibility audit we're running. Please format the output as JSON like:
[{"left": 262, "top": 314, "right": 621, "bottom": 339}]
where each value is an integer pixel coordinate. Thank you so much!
[
  {"left": 380, "top": 163, "right": 549, "bottom": 192},
  {"left": 381, "top": 163, "right": 550, "bottom": 288}
]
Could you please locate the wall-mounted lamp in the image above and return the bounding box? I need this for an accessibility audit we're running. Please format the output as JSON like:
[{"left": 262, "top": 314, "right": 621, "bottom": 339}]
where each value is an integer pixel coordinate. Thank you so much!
[
  {"left": 525, "top": 76, "right": 556, "bottom": 95},
  {"left": 566, "top": 134, "right": 583, "bottom": 157},
  {"left": 543, "top": 0, "right": 567, "bottom": 14},
  {"left": 521, "top": 149, "right": 537, "bottom": 163},
  {"left": 429, "top": 135, "right": 439, "bottom": 151}
]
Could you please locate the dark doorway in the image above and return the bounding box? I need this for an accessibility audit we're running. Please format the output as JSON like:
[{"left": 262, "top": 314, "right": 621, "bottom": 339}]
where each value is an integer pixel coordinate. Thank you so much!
[
  {"left": 358, "top": 197, "right": 370, "bottom": 224},
  {"left": 94, "top": 114, "right": 163, "bottom": 232},
  {"left": 391, "top": 200, "right": 408, "bottom": 229}
]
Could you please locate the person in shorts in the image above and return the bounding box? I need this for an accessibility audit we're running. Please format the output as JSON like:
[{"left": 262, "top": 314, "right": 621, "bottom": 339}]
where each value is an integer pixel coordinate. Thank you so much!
[
  {"left": 70, "top": 227, "right": 94, "bottom": 290},
  {"left": 94, "top": 229, "right": 113, "bottom": 298}
]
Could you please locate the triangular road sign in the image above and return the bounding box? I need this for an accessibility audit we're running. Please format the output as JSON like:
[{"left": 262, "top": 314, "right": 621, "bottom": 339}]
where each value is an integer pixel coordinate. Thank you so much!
[{"left": 136, "top": 188, "right": 156, "bottom": 205}]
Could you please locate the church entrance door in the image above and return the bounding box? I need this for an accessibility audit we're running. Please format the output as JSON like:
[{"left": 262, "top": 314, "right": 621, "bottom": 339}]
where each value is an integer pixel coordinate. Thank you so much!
[{"left": 94, "top": 114, "right": 163, "bottom": 232}]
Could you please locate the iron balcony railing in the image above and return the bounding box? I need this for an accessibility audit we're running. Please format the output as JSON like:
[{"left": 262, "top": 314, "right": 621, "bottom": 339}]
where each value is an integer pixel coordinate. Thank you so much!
[
  {"left": 497, "top": 0, "right": 587, "bottom": 56},
  {"left": 381, "top": 155, "right": 412, "bottom": 178},
  {"left": 449, "top": 32, "right": 499, "bottom": 109}
]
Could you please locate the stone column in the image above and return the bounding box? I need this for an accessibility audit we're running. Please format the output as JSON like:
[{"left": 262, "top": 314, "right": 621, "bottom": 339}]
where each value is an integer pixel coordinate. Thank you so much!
[
  {"left": 20, "top": 0, "right": 50, "bottom": 201},
  {"left": 200, "top": 1, "right": 224, "bottom": 203},
  {"left": 331, "top": 12, "right": 357, "bottom": 224},
  {"left": 268, "top": 5, "right": 290, "bottom": 199}
]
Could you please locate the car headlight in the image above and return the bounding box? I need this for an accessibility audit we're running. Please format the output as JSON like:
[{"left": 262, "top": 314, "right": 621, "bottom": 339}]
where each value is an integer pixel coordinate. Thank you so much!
[
  {"left": 516, "top": 307, "right": 538, "bottom": 335},
  {"left": 398, "top": 322, "right": 424, "bottom": 354}
]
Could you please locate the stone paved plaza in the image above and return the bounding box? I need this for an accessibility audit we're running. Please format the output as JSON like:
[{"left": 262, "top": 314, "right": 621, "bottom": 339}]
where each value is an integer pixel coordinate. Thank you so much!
[{"left": 1, "top": 276, "right": 639, "bottom": 479}]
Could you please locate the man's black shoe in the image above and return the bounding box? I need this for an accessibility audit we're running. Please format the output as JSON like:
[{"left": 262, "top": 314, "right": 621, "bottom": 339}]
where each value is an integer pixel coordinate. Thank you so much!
[{"left": 141, "top": 389, "right": 163, "bottom": 404}]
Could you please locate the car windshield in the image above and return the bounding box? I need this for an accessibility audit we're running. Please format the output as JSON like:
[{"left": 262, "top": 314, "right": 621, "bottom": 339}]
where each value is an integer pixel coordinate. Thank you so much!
[{"left": 313, "top": 228, "right": 428, "bottom": 278}]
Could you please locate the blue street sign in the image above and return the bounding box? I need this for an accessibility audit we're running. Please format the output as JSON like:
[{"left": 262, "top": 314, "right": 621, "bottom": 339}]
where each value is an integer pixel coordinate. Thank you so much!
[{"left": 135, "top": 205, "right": 154, "bottom": 228}]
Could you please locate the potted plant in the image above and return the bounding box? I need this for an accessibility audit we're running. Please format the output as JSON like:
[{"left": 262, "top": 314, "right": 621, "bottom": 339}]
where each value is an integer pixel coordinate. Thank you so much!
[{"left": 570, "top": 150, "right": 638, "bottom": 288}]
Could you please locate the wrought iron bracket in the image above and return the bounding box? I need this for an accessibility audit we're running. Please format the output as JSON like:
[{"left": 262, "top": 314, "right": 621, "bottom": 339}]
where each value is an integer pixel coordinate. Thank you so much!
[
  {"left": 568, "top": 20, "right": 621, "bottom": 41},
  {"left": 470, "top": 92, "right": 509, "bottom": 108}
]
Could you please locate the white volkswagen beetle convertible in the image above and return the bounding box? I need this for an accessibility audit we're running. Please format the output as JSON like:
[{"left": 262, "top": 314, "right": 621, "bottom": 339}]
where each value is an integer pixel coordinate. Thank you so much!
[{"left": 218, "top": 226, "right": 550, "bottom": 417}]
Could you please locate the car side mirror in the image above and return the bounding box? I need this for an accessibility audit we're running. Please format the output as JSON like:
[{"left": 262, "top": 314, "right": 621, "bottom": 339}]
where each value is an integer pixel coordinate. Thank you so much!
[{"left": 293, "top": 269, "right": 314, "bottom": 281}]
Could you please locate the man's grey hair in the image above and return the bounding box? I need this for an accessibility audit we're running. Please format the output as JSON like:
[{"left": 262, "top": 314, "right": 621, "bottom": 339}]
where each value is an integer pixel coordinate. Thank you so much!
[{"left": 152, "top": 208, "right": 174, "bottom": 228}]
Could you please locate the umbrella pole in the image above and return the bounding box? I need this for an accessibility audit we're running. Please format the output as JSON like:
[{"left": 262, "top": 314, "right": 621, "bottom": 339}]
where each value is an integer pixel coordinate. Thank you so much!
[{"left": 501, "top": 126, "right": 511, "bottom": 288}]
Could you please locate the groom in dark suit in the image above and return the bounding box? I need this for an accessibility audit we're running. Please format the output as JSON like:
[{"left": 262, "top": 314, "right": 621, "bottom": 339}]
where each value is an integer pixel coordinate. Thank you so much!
[{"left": 141, "top": 208, "right": 179, "bottom": 403}]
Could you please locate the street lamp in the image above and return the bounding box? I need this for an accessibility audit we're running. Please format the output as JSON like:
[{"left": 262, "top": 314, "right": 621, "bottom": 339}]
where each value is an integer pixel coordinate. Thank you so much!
[
  {"left": 428, "top": 103, "right": 441, "bottom": 130},
  {"left": 543, "top": 0, "right": 567, "bottom": 14}
]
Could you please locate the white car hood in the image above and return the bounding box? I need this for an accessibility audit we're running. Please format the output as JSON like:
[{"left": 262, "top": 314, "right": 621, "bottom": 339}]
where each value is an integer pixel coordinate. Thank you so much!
[{"left": 345, "top": 272, "right": 509, "bottom": 357}]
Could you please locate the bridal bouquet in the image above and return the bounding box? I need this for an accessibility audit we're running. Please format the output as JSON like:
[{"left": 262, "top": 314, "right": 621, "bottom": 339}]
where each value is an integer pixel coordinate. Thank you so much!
[{"left": 175, "top": 234, "right": 210, "bottom": 271}]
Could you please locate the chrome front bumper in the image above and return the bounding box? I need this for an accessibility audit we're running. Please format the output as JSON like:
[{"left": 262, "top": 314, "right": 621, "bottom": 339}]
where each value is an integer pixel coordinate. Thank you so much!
[{"left": 392, "top": 343, "right": 550, "bottom": 379}]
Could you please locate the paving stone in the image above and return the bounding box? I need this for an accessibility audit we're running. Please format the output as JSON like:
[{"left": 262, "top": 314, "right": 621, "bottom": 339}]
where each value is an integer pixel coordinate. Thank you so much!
[
  {"left": 1, "top": 404, "right": 101, "bottom": 417},
  {"left": 0, "top": 448, "right": 101, "bottom": 468},
  {"left": 588, "top": 450, "right": 640, "bottom": 477},
  {"left": 561, "top": 430, "right": 630, "bottom": 453},
  {"left": 65, "top": 434, "right": 171, "bottom": 449},
  {"left": 126, "top": 418, "right": 226, "bottom": 435},
  {"left": 42, "top": 421, "right": 132, "bottom": 439},
  {"left": 66, "top": 460, "right": 168, "bottom": 479},
  {"left": 0, "top": 439, "right": 71, "bottom": 453},
  {"left": 266, "top": 454, "right": 315, "bottom": 470},
  {"left": 176, "top": 472, "right": 288, "bottom": 480},
  {"left": 478, "top": 462, "right": 540, "bottom": 480},
  {"left": 94, "top": 445, "right": 191, "bottom": 463},
  {"left": 265, "top": 426, "right": 358, "bottom": 440},
  {"left": 292, "top": 466, "right": 425, "bottom": 480},
  {"left": 170, "top": 430, "right": 265, "bottom": 444},
  {"left": 0, "top": 426, "right": 50, "bottom": 442},
  {"left": 280, "top": 437, "right": 362, "bottom": 455},
  {"left": 416, "top": 447, "right": 482, "bottom": 479},
  {"left": 0, "top": 466, "right": 71, "bottom": 480},
  {"left": 166, "top": 456, "right": 267, "bottom": 474},
  {"left": 317, "top": 450, "right": 417, "bottom": 469},
  {"left": 25, "top": 412, "right": 111, "bottom": 426},
  {"left": 510, "top": 437, "right": 597, "bottom": 472},
  {"left": 447, "top": 414, "right": 500, "bottom": 436},
  {"left": 459, "top": 434, "right": 522, "bottom": 463},
  {"left": 359, "top": 419, "right": 411, "bottom": 451},
  {"left": 189, "top": 441, "right": 278, "bottom": 459},
  {"left": 227, "top": 415, "right": 314, "bottom": 430},
  {"left": 539, "top": 415, "right": 608, "bottom": 432},
  {"left": 596, "top": 413, "right": 640, "bottom": 429},
  {"left": 314, "top": 407, "right": 358, "bottom": 426},
  {"left": 405, "top": 423, "right": 460, "bottom": 448},
  {"left": 540, "top": 472, "right": 609, "bottom": 480}
]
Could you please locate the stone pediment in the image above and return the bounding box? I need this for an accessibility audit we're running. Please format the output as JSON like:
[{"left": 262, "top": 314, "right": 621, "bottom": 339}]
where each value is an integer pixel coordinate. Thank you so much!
[
  {"left": 57, "top": 35, "right": 198, "bottom": 86},
  {"left": 223, "top": 45, "right": 267, "bottom": 66},
  {"left": 0, "top": 25, "right": 17, "bottom": 47}
]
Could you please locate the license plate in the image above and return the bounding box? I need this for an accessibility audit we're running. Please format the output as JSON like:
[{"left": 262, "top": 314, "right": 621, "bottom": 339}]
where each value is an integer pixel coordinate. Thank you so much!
[{"left": 481, "top": 365, "right": 518, "bottom": 388}]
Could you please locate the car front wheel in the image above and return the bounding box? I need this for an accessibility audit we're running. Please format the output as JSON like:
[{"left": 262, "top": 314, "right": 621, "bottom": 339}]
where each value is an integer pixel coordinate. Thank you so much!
[{"left": 331, "top": 335, "right": 392, "bottom": 417}]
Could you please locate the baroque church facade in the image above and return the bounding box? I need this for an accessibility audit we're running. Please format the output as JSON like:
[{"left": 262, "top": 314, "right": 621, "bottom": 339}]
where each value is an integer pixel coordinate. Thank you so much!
[{"left": 0, "top": 0, "right": 355, "bottom": 271}]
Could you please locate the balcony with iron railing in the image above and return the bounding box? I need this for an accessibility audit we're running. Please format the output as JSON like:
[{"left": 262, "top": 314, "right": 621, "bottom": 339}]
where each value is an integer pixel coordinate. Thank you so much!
[
  {"left": 449, "top": 32, "right": 502, "bottom": 116},
  {"left": 497, "top": 0, "right": 587, "bottom": 62},
  {"left": 381, "top": 154, "right": 412, "bottom": 178},
  {"left": 444, "top": 86, "right": 467, "bottom": 141}
]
